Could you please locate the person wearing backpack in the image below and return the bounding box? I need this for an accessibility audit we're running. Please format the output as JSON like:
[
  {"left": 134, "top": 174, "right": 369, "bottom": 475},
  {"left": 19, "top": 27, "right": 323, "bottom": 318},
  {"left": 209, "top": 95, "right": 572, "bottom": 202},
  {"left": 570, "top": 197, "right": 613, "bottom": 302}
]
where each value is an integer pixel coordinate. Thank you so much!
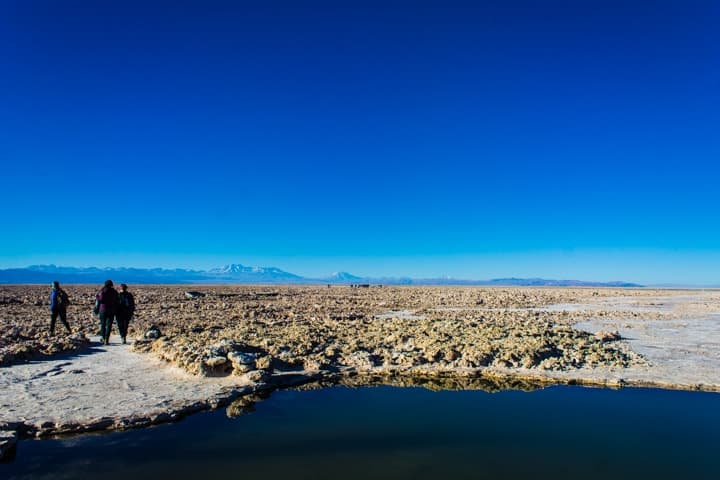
[
  {"left": 49, "top": 281, "right": 72, "bottom": 335},
  {"left": 95, "top": 279, "right": 119, "bottom": 345},
  {"left": 116, "top": 283, "right": 135, "bottom": 344}
]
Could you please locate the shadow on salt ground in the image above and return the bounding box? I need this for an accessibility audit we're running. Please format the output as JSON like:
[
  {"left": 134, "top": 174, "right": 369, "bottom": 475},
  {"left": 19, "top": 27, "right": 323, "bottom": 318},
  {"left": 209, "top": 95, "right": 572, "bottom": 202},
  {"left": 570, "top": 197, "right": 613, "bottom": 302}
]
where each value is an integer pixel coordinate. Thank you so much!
[{"left": 0, "top": 341, "right": 112, "bottom": 370}]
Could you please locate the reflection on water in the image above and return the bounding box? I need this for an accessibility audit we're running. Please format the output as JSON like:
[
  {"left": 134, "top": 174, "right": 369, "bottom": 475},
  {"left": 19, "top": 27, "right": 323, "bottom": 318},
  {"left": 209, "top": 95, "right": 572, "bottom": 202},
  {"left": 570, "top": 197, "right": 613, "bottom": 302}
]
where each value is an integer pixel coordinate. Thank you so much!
[
  {"left": 311, "top": 372, "right": 549, "bottom": 392},
  {"left": 4, "top": 385, "right": 720, "bottom": 480}
]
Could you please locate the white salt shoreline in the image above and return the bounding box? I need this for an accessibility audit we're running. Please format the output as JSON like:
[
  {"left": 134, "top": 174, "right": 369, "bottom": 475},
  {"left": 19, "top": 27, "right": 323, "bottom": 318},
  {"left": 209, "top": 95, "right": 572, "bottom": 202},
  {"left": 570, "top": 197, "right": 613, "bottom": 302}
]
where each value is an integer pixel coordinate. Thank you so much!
[{"left": 0, "top": 336, "right": 252, "bottom": 438}]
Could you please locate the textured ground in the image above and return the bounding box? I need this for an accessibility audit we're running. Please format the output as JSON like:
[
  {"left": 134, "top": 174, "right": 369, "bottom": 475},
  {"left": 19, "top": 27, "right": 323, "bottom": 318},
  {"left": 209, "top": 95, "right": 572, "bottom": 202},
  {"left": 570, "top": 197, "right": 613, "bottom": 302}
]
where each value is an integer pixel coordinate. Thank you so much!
[
  {"left": 2, "top": 285, "right": 720, "bottom": 444},
  {"left": 571, "top": 294, "right": 720, "bottom": 390},
  {"left": 2, "top": 285, "right": 648, "bottom": 373},
  {"left": 0, "top": 335, "right": 249, "bottom": 438}
]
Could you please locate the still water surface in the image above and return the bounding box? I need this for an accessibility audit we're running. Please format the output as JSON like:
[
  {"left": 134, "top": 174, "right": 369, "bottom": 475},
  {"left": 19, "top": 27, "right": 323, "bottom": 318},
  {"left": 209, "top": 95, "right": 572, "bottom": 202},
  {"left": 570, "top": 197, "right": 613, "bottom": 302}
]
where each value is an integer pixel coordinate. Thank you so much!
[{"left": 4, "top": 385, "right": 720, "bottom": 479}]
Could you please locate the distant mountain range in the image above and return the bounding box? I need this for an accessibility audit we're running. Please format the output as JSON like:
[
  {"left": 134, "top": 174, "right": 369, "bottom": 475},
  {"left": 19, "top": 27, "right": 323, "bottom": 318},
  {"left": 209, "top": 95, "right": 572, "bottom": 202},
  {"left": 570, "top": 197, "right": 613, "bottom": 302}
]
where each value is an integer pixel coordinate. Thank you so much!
[{"left": 0, "top": 264, "right": 642, "bottom": 287}]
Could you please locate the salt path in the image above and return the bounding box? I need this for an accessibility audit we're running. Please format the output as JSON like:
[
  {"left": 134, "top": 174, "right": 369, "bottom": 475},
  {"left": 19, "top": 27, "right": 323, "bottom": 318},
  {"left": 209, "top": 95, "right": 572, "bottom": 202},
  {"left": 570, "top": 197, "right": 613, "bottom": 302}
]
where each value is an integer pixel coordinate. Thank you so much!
[{"left": 0, "top": 335, "right": 247, "bottom": 439}]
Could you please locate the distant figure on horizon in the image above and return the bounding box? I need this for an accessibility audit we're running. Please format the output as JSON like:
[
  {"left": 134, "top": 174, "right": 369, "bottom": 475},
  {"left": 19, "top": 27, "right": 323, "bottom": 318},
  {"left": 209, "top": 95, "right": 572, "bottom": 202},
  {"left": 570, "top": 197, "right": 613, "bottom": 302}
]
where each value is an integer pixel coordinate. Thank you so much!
[
  {"left": 96, "top": 280, "right": 119, "bottom": 345},
  {"left": 49, "top": 281, "right": 72, "bottom": 335},
  {"left": 116, "top": 283, "right": 135, "bottom": 345}
]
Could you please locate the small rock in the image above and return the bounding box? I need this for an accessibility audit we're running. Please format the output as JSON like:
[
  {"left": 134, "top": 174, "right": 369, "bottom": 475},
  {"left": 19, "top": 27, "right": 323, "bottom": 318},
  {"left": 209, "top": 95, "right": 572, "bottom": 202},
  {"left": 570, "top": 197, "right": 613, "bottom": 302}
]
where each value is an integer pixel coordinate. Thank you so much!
[
  {"left": 255, "top": 355, "right": 273, "bottom": 370},
  {"left": 227, "top": 351, "right": 256, "bottom": 365},
  {"left": 595, "top": 330, "right": 622, "bottom": 342},
  {"left": 145, "top": 326, "right": 162, "bottom": 339},
  {"left": 150, "top": 413, "right": 172, "bottom": 424},
  {"left": 185, "top": 291, "right": 206, "bottom": 299},
  {"left": 227, "top": 351, "right": 257, "bottom": 374},
  {"left": 204, "top": 356, "right": 228, "bottom": 368},
  {"left": 0, "top": 430, "right": 18, "bottom": 461},
  {"left": 233, "top": 363, "right": 255, "bottom": 374},
  {"left": 208, "top": 346, "right": 227, "bottom": 358},
  {"left": 243, "top": 369, "right": 270, "bottom": 384},
  {"left": 303, "top": 358, "right": 327, "bottom": 371}
]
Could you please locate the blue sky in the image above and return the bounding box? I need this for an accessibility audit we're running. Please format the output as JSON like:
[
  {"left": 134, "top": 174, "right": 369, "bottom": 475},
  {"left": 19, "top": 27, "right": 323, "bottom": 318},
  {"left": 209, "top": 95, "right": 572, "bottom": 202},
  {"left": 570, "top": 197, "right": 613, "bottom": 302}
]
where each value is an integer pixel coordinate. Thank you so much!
[{"left": 1, "top": 1, "right": 719, "bottom": 283}]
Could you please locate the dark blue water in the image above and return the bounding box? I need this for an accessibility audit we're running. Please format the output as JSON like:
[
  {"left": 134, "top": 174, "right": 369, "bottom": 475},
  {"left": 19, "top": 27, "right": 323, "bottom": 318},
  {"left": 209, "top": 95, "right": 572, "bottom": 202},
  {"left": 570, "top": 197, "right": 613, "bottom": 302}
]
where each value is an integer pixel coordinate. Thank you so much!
[{"left": 3, "top": 385, "right": 720, "bottom": 480}]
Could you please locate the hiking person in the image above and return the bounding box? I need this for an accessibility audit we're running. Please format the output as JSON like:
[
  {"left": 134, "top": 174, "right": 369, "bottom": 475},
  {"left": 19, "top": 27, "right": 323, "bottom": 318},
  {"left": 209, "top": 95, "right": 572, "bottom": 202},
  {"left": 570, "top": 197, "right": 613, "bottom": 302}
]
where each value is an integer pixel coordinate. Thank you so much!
[
  {"left": 116, "top": 283, "right": 135, "bottom": 344},
  {"left": 95, "top": 279, "right": 119, "bottom": 345},
  {"left": 49, "top": 281, "right": 72, "bottom": 335}
]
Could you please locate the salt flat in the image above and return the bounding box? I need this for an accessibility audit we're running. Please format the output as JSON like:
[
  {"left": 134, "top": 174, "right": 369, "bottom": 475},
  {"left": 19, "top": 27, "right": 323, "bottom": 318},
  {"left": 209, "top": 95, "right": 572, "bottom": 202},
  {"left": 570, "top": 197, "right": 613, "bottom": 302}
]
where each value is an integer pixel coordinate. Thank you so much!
[
  {"left": 570, "top": 293, "right": 720, "bottom": 389},
  {"left": 2, "top": 286, "right": 720, "bottom": 444},
  {"left": 0, "top": 335, "right": 245, "bottom": 438}
]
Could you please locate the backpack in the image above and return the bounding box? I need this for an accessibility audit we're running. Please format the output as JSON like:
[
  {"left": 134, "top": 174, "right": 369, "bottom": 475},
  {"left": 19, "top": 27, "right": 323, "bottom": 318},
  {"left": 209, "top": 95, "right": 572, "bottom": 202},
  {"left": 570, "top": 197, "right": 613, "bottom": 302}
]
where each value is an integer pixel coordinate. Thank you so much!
[
  {"left": 120, "top": 292, "right": 135, "bottom": 312},
  {"left": 57, "top": 289, "right": 70, "bottom": 308}
]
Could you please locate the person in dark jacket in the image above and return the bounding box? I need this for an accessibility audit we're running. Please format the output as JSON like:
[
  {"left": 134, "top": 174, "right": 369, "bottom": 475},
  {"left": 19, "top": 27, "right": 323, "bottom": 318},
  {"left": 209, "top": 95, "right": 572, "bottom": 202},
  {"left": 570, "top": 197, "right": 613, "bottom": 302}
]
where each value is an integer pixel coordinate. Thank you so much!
[
  {"left": 49, "top": 281, "right": 72, "bottom": 335},
  {"left": 96, "top": 279, "right": 119, "bottom": 345},
  {"left": 116, "top": 283, "right": 135, "bottom": 344}
]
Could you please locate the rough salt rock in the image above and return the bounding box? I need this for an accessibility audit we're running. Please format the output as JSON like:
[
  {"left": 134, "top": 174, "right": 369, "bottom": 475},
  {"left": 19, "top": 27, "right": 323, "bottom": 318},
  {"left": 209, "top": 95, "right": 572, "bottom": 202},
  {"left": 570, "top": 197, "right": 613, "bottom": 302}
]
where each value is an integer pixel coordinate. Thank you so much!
[
  {"left": 208, "top": 346, "right": 227, "bottom": 358},
  {"left": 204, "top": 356, "right": 228, "bottom": 368},
  {"left": 345, "top": 350, "right": 377, "bottom": 369},
  {"left": 243, "top": 369, "right": 270, "bottom": 384},
  {"left": 255, "top": 355, "right": 273, "bottom": 370},
  {"left": 233, "top": 364, "right": 254, "bottom": 374},
  {"left": 145, "top": 326, "right": 162, "bottom": 339},
  {"left": 0, "top": 430, "right": 18, "bottom": 461},
  {"left": 227, "top": 351, "right": 257, "bottom": 374},
  {"left": 595, "top": 330, "right": 622, "bottom": 342},
  {"left": 227, "top": 351, "right": 256, "bottom": 365},
  {"left": 0, "top": 284, "right": 653, "bottom": 386},
  {"left": 303, "top": 358, "right": 327, "bottom": 371}
]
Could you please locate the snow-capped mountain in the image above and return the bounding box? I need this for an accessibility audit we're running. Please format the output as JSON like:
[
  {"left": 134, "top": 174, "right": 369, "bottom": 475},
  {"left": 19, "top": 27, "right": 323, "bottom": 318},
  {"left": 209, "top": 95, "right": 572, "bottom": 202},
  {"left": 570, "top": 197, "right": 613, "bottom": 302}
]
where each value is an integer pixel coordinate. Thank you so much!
[
  {"left": 324, "top": 271, "right": 364, "bottom": 283},
  {"left": 206, "top": 264, "right": 303, "bottom": 281},
  {"left": 0, "top": 264, "right": 642, "bottom": 287}
]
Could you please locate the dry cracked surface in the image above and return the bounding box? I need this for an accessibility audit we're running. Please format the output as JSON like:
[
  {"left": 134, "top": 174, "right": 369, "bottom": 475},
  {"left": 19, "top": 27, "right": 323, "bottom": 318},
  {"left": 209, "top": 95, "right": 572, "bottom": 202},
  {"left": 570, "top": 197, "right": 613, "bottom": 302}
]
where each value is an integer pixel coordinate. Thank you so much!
[
  {"left": 2, "top": 285, "right": 651, "bottom": 374},
  {"left": 2, "top": 285, "right": 720, "bottom": 445},
  {"left": 0, "top": 335, "right": 251, "bottom": 438}
]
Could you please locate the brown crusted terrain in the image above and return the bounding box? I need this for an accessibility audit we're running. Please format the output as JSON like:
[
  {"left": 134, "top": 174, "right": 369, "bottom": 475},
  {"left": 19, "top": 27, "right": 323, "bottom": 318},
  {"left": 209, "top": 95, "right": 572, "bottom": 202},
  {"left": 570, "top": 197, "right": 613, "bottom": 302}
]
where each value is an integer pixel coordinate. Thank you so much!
[
  {"left": 1, "top": 285, "right": 665, "bottom": 376},
  {"left": 4, "top": 285, "right": 720, "bottom": 445}
]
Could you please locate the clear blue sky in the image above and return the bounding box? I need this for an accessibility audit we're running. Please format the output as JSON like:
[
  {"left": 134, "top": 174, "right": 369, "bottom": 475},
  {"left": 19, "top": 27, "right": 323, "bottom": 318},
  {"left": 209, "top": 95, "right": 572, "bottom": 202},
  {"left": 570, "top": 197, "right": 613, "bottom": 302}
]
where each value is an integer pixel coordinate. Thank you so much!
[{"left": 2, "top": 1, "right": 719, "bottom": 284}]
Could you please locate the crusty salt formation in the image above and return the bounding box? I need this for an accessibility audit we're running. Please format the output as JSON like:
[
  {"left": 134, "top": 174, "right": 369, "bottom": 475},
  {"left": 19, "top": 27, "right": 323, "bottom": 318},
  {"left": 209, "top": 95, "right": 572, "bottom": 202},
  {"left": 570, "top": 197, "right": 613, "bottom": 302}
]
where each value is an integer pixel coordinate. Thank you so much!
[{"left": 1, "top": 285, "right": 663, "bottom": 373}]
